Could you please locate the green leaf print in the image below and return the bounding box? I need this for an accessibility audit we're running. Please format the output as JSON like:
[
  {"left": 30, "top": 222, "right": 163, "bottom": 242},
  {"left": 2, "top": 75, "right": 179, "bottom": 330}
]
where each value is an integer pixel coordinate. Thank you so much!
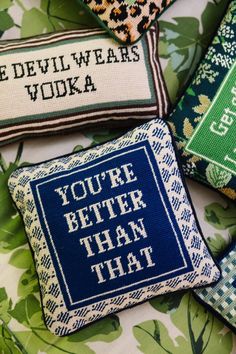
[
  {"left": 9, "top": 295, "right": 121, "bottom": 354},
  {"left": 84, "top": 128, "right": 124, "bottom": 146},
  {"left": 0, "top": 288, "right": 12, "bottom": 324},
  {"left": 0, "top": 149, "right": 27, "bottom": 254},
  {"left": 17, "top": 264, "right": 39, "bottom": 297},
  {"left": 205, "top": 201, "right": 236, "bottom": 231},
  {"left": 207, "top": 233, "right": 228, "bottom": 257},
  {"left": 134, "top": 292, "right": 233, "bottom": 354},
  {"left": 0, "top": 321, "right": 24, "bottom": 354},
  {"left": 17, "top": 331, "right": 94, "bottom": 354},
  {"left": 68, "top": 315, "right": 122, "bottom": 343},
  {"left": 163, "top": 61, "right": 180, "bottom": 103},
  {"left": 159, "top": 16, "right": 204, "bottom": 102},
  {"left": 170, "top": 292, "right": 232, "bottom": 354},
  {"left": 200, "top": 1, "right": 231, "bottom": 46},
  {"left": 204, "top": 201, "right": 236, "bottom": 256},
  {"left": 150, "top": 292, "right": 185, "bottom": 314},
  {"left": 20, "top": 0, "right": 97, "bottom": 37},
  {"left": 41, "top": 0, "right": 97, "bottom": 30},
  {"left": 228, "top": 225, "right": 236, "bottom": 240},
  {"left": 20, "top": 8, "right": 54, "bottom": 37},
  {"left": 0, "top": 0, "right": 12, "bottom": 11},
  {"left": 10, "top": 294, "right": 43, "bottom": 329},
  {"left": 9, "top": 248, "right": 33, "bottom": 269},
  {"left": 133, "top": 320, "right": 174, "bottom": 354},
  {"left": 159, "top": 0, "right": 231, "bottom": 102},
  {"left": 0, "top": 11, "right": 14, "bottom": 31}
]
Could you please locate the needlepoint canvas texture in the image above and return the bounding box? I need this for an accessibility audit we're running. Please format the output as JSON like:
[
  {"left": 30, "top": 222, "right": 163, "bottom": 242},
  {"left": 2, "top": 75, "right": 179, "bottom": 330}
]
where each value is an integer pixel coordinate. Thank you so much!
[
  {"left": 195, "top": 243, "right": 236, "bottom": 332},
  {"left": 76, "top": 0, "right": 176, "bottom": 44},
  {"left": 0, "top": 26, "right": 169, "bottom": 147},
  {"left": 167, "top": 1, "right": 236, "bottom": 200},
  {"left": 8, "top": 119, "right": 220, "bottom": 336}
]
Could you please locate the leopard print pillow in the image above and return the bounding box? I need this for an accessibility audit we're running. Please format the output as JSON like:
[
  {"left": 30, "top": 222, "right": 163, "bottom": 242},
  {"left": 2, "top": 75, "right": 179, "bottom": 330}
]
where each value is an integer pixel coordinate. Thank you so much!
[{"left": 77, "top": 0, "right": 176, "bottom": 43}]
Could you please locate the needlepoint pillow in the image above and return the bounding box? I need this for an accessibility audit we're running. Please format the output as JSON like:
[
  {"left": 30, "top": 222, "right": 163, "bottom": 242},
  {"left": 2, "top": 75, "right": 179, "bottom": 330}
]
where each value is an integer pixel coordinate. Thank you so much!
[
  {"left": 167, "top": 1, "right": 236, "bottom": 200},
  {"left": 76, "top": 0, "right": 176, "bottom": 44},
  {"left": 0, "top": 25, "right": 169, "bottom": 146},
  {"left": 8, "top": 119, "right": 220, "bottom": 336},
  {"left": 195, "top": 243, "right": 236, "bottom": 332}
]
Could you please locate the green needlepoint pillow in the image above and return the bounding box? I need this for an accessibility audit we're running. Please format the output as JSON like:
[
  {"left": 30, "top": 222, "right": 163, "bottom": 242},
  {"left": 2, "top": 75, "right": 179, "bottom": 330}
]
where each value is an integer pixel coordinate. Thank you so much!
[
  {"left": 76, "top": 0, "right": 176, "bottom": 44},
  {"left": 0, "top": 25, "right": 169, "bottom": 146},
  {"left": 8, "top": 119, "right": 220, "bottom": 336},
  {"left": 167, "top": 1, "right": 236, "bottom": 200},
  {"left": 195, "top": 242, "right": 236, "bottom": 332}
]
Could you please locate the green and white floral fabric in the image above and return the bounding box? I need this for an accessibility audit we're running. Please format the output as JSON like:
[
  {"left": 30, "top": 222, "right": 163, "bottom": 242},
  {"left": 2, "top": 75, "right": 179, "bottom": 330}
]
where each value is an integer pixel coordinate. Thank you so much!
[{"left": 0, "top": 0, "right": 236, "bottom": 353}]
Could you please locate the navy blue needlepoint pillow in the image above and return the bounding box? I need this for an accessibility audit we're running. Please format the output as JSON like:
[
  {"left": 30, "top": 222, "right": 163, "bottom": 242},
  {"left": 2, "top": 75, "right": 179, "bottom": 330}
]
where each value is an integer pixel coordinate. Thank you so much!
[{"left": 8, "top": 119, "right": 220, "bottom": 336}]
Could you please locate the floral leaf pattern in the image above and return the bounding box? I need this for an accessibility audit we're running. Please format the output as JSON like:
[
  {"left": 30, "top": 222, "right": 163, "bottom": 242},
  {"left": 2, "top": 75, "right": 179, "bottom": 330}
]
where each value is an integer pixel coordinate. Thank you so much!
[{"left": 206, "top": 164, "right": 232, "bottom": 189}]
